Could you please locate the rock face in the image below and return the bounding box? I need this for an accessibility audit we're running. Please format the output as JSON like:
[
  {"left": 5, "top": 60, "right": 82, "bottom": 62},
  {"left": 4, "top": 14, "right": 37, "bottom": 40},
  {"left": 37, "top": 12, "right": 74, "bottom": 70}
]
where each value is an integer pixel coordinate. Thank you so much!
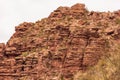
[
  {"left": 0, "top": 3, "right": 120, "bottom": 80},
  {"left": 0, "top": 43, "right": 5, "bottom": 59}
]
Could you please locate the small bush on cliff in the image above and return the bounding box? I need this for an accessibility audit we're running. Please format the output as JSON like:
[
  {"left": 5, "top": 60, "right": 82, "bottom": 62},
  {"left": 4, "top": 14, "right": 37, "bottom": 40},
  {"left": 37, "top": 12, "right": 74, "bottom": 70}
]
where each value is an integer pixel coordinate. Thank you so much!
[{"left": 115, "top": 18, "right": 120, "bottom": 24}]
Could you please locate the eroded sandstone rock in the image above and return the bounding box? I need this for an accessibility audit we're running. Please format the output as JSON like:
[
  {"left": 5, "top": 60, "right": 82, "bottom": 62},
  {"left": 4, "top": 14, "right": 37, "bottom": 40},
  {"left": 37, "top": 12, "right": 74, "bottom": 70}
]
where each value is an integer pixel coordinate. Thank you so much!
[
  {"left": 0, "top": 43, "right": 5, "bottom": 58},
  {"left": 0, "top": 3, "right": 120, "bottom": 80}
]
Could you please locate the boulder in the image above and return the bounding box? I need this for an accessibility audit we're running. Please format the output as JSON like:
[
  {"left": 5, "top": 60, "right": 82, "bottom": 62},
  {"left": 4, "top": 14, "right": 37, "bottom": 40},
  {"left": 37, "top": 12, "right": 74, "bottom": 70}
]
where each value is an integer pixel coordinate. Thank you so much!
[{"left": 71, "top": 3, "right": 85, "bottom": 10}]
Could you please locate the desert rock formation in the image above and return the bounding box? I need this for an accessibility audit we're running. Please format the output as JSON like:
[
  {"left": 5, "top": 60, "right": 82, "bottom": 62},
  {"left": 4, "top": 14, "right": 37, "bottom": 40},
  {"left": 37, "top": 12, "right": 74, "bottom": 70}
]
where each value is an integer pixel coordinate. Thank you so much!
[{"left": 0, "top": 3, "right": 120, "bottom": 80}]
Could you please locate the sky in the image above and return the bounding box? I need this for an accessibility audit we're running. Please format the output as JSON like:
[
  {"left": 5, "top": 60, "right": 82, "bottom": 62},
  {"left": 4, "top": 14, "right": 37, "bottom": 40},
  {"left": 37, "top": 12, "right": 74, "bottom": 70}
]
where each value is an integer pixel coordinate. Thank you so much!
[{"left": 0, "top": 0, "right": 120, "bottom": 43}]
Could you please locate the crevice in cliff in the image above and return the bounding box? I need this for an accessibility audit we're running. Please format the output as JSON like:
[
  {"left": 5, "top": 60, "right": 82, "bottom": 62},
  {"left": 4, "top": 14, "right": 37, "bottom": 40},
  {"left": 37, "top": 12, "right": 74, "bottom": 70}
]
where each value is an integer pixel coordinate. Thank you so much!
[{"left": 80, "top": 37, "right": 91, "bottom": 70}]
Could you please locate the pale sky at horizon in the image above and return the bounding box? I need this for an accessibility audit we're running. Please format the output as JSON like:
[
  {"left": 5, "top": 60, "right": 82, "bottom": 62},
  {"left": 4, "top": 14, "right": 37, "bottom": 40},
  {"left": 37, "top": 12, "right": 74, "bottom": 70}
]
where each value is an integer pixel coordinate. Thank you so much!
[{"left": 0, "top": 0, "right": 120, "bottom": 43}]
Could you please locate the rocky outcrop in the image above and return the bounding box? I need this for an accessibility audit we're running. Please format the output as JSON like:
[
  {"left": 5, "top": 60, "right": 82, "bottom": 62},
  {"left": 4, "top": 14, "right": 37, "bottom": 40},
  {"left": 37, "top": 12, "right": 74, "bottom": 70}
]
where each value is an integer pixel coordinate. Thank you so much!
[
  {"left": 0, "top": 3, "right": 120, "bottom": 80},
  {"left": 49, "top": 3, "right": 88, "bottom": 19},
  {"left": 0, "top": 43, "right": 5, "bottom": 59}
]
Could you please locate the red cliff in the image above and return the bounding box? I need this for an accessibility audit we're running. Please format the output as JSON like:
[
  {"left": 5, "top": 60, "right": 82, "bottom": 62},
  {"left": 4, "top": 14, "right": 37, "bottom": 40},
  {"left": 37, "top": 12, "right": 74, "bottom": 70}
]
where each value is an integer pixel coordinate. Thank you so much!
[{"left": 0, "top": 3, "right": 120, "bottom": 80}]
